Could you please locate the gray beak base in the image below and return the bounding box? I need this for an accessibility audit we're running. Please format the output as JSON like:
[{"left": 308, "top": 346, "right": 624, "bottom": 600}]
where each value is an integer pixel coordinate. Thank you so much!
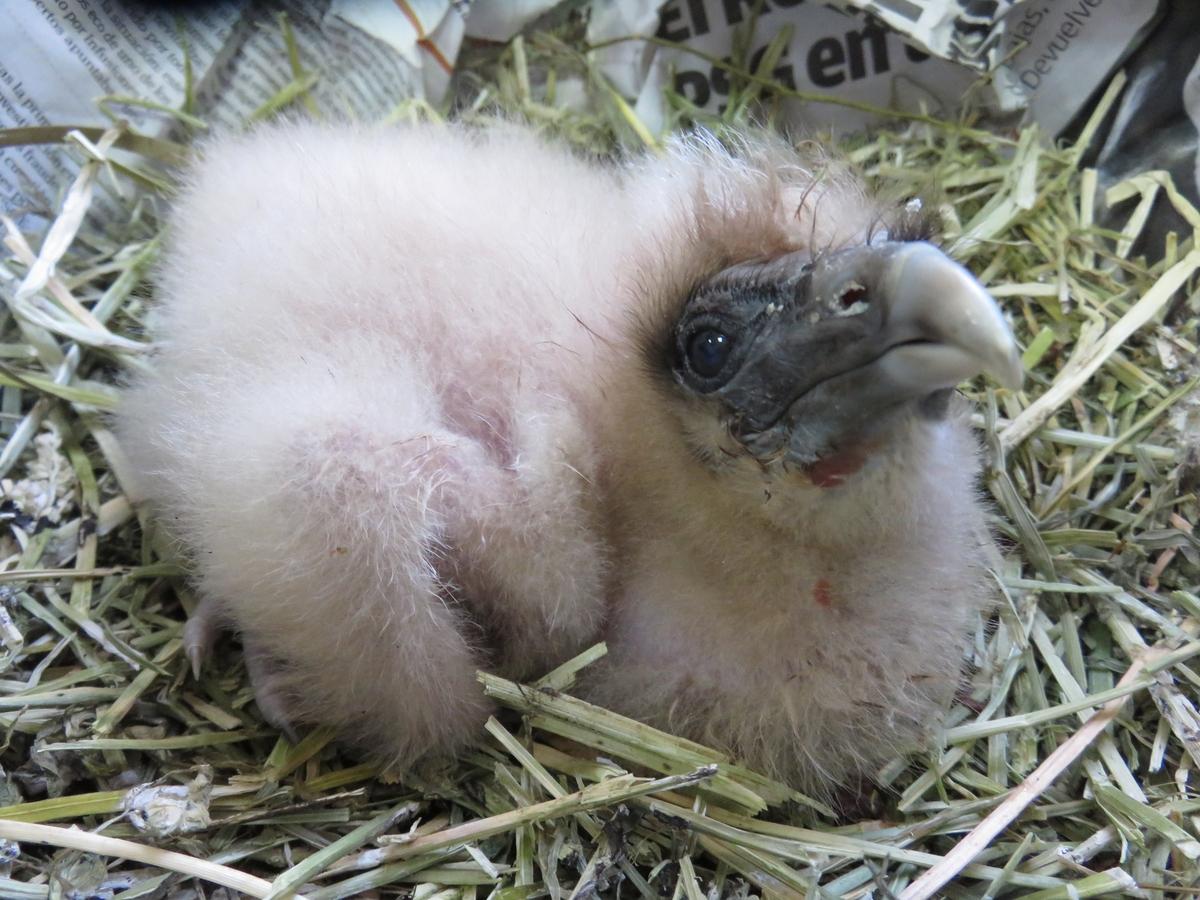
[{"left": 720, "top": 241, "right": 1022, "bottom": 465}]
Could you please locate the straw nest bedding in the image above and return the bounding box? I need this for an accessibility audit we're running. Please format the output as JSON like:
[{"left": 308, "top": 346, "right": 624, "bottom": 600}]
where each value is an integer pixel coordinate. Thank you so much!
[{"left": 0, "top": 10, "right": 1197, "bottom": 900}]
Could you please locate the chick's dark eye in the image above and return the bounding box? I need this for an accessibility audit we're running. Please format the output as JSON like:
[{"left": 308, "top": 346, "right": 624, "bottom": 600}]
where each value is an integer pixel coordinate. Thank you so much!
[{"left": 687, "top": 329, "right": 733, "bottom": 378}]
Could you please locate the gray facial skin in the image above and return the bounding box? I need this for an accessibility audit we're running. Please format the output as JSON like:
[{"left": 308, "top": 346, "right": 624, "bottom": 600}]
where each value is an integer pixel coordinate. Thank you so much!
[{"left": 672, "top": 241, "right": 1022, "bottom": 465}]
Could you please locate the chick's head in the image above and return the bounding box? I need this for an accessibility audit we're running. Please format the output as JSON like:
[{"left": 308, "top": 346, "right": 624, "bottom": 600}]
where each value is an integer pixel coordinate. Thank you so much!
[{"left": 639, "top": 234, "right": 1022, "bottom": 527}]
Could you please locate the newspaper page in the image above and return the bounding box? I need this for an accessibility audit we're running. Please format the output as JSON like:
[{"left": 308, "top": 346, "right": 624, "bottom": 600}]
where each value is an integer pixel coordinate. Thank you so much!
[
  {"left": 0, "top": 0, "right": 487, "bottom": 229},
  {"left": 593, "top": 0, "right": 1159, "bottom": 136},
  {"left": 0, "top": 0, "right": 1179, "bottom": 225},
  {"left": 593, "top": 0, "right": 978, "bottom": 134},
  {"left": 2, "top": 0, "right": 441, "bottom": 229},
  {"left": 990, "top": 0, "right": 1158, "bottom": 132}
]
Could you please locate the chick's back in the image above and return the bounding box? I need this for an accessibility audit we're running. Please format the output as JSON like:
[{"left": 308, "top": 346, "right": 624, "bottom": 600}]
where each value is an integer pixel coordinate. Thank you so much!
[{"left": 120, "top": 125, "right": 634, "bottom": 759}]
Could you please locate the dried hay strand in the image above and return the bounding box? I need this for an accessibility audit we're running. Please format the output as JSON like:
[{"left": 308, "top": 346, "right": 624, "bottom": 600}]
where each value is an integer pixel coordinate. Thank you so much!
[{"left": 0, "top": 9, "right": 1198, "bottom": 899}]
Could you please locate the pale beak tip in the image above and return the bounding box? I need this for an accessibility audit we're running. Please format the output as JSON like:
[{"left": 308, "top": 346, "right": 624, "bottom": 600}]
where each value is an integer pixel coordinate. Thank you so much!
[
  {"left": 989, "top": 346, "right": 1025, "bottom": 391},
  {"left": 892, "top": 243, "right": 1024, "bottom": 392}
]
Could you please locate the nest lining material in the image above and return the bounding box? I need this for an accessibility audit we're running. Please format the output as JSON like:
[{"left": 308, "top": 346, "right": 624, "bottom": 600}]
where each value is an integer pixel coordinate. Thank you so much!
[{"left": 0, "top": 13, "right": 1198, "bottom": 900}]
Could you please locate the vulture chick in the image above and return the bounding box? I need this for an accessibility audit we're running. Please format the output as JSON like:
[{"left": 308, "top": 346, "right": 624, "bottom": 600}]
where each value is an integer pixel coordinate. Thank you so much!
[{"left": 117, "top": 123, "right": 1021, "bottom": 791}]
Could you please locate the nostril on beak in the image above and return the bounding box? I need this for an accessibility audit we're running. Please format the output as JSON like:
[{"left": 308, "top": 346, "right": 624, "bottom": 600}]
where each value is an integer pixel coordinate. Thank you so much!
[{"left": 836, "top": 283, "right": 870, "bottom": 317}]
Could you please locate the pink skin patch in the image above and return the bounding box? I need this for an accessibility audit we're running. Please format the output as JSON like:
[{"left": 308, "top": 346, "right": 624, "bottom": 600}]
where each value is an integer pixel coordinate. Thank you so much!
[
  {"left": 803, "top": 437, "right": 887, "bottom": 488},
  {"left": 813, "top": 578, "right": 834, "bottom": 608},
  {"left": 805, "top": 450, "right": 867, "bottom": 488}
]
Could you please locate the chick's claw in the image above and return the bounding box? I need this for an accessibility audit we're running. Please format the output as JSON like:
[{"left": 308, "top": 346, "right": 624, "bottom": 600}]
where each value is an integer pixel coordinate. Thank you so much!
[
  {"left": 243, "top": 642, "right": 301, "bottom": 743},
  {"left": 183, "top": 600, "right": 299, "bottom": 741},
  {"left": 183, "top": 597, "right": 222, "bottom": 680}
]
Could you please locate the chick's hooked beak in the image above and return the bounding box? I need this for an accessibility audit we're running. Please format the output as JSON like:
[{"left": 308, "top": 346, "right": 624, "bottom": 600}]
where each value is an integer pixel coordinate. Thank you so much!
[
  {"left": 864, "top": 241, "right": 1023, "bottom": 394},
  {"left": 675, "top": 241, "right": 1022, "bottom": 466}
]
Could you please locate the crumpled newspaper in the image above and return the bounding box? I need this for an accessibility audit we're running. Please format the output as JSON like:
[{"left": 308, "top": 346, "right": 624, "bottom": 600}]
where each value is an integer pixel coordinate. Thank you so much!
[
  {"left": 830, "top": 0, "right": 1026, "bottom": 71},
  {"left": 49, "top": 850, "right": 109, "bottom": 900},
  {"left": 592, "top": 0, "right": 1160, "bottom": 136},
  {"left": 123, "top": 766, "right": 213, "bottom": 838},
  {"left": 0, "top": 837, "right": 17, "bottom": 873},
  {"left": 0, "top": 425, "right": 76, "bottom": 528}
]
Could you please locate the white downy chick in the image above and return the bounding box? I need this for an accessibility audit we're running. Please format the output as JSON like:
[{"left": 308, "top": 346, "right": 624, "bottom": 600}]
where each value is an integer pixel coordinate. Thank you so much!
[{"left": 117, "top": 123, "right": 1021, "bottom": 790}]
